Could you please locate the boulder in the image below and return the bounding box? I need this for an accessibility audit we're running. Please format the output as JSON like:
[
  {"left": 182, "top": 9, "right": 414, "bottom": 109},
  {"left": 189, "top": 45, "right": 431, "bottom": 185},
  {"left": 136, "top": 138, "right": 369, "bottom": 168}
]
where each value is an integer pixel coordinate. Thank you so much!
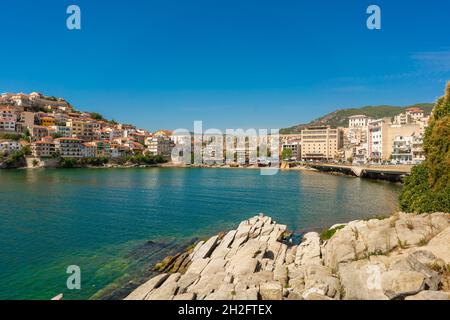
[
  {"left": 191, "top": 235, "right": 219, "bottom": 260},
  {"left": 260, "top": 281, "right": 283, "bottom": 300},
  {"left": 124, "top": 273, "right": 169, "bottom": 300},
  {"left": 322, "top": 222, "right": 367, "bottom": 270},
  {"left": 204, "top": 291, "right": 232, "bottom": 300},
  {"left": 177, "top": 273, "right": 199, "bottom": 293},
  {"left": 288, "top": 275, "right": 305, "bottom": 293},
  {"left": 421, "top": 226, "right": 450, "bottom": 264},
  {"left": 173, "top": 292, "right": 196, "bottom": 300},
  {"left": 201, "top": 258, "right": 227, "bottom": 275},
  {"left": 234, "top": 288, "right": 259, "bottom": 300},
  {"left": 381, "top": 270, "right": 426, "bottom": 299},
  {"left": 339, "top": 260, "right": 388, "bottom": 300},
  {"left": 187, "top": 258, "right": 210, "bottom": 275},
  {"left": 404, "top": 290, "right": 450, "bottom": 300},
  {"left": 187, "top": 272, "right": 226, "bottom": 297},
  {"left": 357, "top": 219, "right": 397, "bottom": 254},
  {"left": 228, "top": 257, "right": 259, "bottom": 276},
  {"left": 295, "top": 232, "right": 322, "bottom": 266},
  {"left": 189, "top": 241, "right": 205, "bottom": 259},
  {"left": 146, "top": 273, "right": 181, "bottom": 300},
  {"left": 303, "top": 291, "right": 333, "bottom": 300}
]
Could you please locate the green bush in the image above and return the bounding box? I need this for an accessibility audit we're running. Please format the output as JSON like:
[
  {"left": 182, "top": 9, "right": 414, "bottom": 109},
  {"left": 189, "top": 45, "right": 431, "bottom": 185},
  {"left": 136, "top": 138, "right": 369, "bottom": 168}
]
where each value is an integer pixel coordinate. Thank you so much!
[
  {"left": 320, "top": 225, "right": 345, "bottom": 241},
  {"left": 400, "top": 82, "right": 450, "bottom": 213},
  {"left": 0, "top": 133, "right": 22, "bottom": 141},
  {"left": 3, "top": 147, "right": 29, "bottom": 168},
  {"left": 81, "top": 157, "right": 109, "bottom": 166}
]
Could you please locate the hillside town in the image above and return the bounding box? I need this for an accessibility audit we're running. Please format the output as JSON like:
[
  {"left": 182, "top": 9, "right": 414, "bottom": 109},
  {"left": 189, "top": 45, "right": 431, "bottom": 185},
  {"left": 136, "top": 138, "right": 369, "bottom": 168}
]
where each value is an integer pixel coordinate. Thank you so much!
[
  {"left": 0, "top": 92, "right": 430, "bottom": 168},
  {"left": 0, "top": 92, "right": 174, "bottom": 167}
]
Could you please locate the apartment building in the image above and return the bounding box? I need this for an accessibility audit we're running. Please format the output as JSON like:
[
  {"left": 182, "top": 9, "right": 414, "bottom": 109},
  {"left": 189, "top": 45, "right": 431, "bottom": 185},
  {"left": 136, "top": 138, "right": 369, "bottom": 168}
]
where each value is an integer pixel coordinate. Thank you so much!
[
  {"left": 31, "top": 140, "right": 56, "bottom": 158},
  {"left": 281, "top": 142, "right": 301, "bottom": 160},
  {"left": 92, "top": 140, "right": 111, "bottom": 157},
  {"left": 30, "top": 125, "right": 49, "bottom": 141},
  {"left": 349, "top": 115, "right": 371, "bottom": 128},
  {"left": 391, "top": 136, "right": 414, "bottom": 164},
  {"left": 40, "top": 116, "right": 55, "bottom": 127},
  {"left": 393, "top": 107, "right": 425, "bottom": 125},
  {"left": 347, "top": 115, "right": 371, "bottom": 146},
  {"left": 202, "top": 134, "right": 224, "bottom": 164},
  {"left": 146, "top": 136, "right": 175, "bottom": 157},
  {"left": 53, "top": 112, "right": 69, "bottom": 125},
  {"left": 66, "top": 119, "right": 94, "bottom": 140},
  {"left": 49, "top": 125, "right": 72, "bottom": 137},
  {"left": 18, "top": 111, "right": 35, "bottom": 127},
  {"left": 406, "top": 107, "right": 424, "bottom": 121},
  {"left": 81, "top": 142, "right": 97, "bottom": 158},
  {"left": 55, "top": 137, "right": 83, "bottom": 158},
  {"left": 0, "top": 140, "right": 21, "bottom": 154},
  {"left": 412, "top": 134, "right": 426, "bottom": 164},
  {"left": 0, "top": 106, "right": 17, "bottom": 133},
  {"left": 368, "top": 118, "right": 421, "bottom": 162},
  {"left": 0, "top": 106, "right": 16, "bottom": 120},
  {"left": 301, "top": 126, "right": 343, "bottom": 160},
  {"left": 0, "top": 120, "right": 16, "bottom": 133}
]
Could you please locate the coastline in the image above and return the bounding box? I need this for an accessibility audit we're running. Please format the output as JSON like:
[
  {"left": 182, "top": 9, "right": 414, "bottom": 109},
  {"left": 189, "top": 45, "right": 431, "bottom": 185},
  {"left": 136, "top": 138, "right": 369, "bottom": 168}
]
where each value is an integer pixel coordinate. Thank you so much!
[
  {"left": 1, "top": 161, "right": 410, "bottom": 184},
  {"left": 124, "top": 212, "right": 450, "bottom": 300}
]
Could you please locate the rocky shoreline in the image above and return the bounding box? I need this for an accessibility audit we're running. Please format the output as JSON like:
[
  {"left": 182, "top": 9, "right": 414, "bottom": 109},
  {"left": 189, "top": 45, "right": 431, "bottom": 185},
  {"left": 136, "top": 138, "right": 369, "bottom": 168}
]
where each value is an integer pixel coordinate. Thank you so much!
[{"left": 125, "top": 212, "right": 450, "bottom": 300}]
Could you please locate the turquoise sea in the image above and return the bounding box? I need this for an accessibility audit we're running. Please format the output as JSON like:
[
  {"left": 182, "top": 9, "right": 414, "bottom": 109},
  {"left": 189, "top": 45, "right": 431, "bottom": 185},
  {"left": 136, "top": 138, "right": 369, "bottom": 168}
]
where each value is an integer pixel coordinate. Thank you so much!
[{"left": 0, "top": 168, "right": 402, "bottom": 300}]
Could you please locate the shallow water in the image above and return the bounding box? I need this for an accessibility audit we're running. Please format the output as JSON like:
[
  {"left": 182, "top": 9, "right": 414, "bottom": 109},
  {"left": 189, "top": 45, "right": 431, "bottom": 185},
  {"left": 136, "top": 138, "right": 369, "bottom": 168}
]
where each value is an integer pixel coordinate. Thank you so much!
[{"left": 0, "top": 167, "right": 402, "bottom": 299}]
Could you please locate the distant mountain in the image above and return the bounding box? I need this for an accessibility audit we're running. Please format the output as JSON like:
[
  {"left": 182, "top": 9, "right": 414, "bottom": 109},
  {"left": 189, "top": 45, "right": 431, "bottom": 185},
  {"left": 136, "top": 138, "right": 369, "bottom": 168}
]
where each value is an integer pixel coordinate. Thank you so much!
[{"left": 280, "top": 103, "right": 434, "bottom": 134}]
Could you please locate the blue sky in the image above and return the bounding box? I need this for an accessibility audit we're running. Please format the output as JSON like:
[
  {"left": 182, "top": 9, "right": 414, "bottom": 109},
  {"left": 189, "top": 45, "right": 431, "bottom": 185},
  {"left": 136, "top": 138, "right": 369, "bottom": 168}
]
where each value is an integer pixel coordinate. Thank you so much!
[{"left": 1, "top": 0, "right": 449, "bottom": 131}]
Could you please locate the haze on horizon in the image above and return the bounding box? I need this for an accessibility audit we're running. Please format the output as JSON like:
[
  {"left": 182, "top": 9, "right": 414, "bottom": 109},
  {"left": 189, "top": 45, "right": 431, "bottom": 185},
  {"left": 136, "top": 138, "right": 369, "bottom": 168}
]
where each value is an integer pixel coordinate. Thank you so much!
[{"left": 1, "top": 0, "right": 450, "bottom": 131}]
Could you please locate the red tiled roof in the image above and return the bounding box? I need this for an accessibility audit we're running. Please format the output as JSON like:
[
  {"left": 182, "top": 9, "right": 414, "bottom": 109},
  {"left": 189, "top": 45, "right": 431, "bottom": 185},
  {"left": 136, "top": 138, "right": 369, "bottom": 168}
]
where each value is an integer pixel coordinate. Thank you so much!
[{"left": 55, "top": 137, "right": 81, "bottom": 141}]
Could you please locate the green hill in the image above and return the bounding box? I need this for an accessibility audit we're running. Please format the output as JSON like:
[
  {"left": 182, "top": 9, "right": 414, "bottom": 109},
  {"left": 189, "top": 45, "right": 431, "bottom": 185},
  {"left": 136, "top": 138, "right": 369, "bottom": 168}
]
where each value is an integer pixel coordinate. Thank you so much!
[{"left": 280, "top": 103, "right": 434, "bottom": 134}]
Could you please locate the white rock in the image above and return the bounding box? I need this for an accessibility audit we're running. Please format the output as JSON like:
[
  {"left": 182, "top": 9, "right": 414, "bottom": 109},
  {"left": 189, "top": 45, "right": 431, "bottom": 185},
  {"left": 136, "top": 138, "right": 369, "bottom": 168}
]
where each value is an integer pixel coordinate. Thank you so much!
[
  {"left": 295, "top": 232, "right": 322, "bottom": 266},
  {"left": 405, "top": 291, "right": 450, "bottom": 300},
  {"left": 191, "top": 235, "right": 219, "bottom": 260},
  {"left": 124, "top": 273, "right": 169, "bottom": 300},
  {"left": 260, "top": 281, "right": 283, "bottom": 300},
  {"left": 381, "top": 270, "right": 426, "bottom": 299}
]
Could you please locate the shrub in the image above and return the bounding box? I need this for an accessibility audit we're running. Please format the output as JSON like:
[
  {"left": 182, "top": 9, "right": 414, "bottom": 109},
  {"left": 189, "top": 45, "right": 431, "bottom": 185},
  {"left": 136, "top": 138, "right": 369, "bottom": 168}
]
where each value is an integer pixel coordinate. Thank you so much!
[
  {"left": 58, "top": 157, "right": 78, "bottom": 168},
  {"left": 399, "top": 82, "right": 450, "bottom": 213},
  {"left": 320, "top": 225, "right": 345, "bottom": 241}
]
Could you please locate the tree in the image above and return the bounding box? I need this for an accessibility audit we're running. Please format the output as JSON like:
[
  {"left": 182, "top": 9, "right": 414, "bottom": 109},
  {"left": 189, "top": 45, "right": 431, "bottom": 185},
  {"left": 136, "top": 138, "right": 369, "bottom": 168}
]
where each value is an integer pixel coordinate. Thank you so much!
[
  {"left": 399, "top": 82, "right": 450, "bottom": 213},
  {"left": 90, "top": 112, "right": 106, "bottom": 121},
  {"left": 281, "top": 148, "right": 293, "bottom": 160}
]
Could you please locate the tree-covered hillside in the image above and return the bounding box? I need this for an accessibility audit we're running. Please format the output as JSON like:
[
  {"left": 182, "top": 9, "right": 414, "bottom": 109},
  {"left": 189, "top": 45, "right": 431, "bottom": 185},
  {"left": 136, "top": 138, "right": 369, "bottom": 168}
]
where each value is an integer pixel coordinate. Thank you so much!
[
  {"left": 280, "top": 103, "right": 434, "bottom": 134},
  {"left": 399, "top": 83, "right": 450, "bottom": 213}
]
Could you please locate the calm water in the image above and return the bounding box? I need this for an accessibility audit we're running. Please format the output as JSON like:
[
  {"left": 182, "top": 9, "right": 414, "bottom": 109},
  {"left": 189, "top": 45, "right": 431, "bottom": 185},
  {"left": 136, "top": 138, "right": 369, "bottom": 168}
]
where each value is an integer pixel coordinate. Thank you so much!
[{"left": 0, "top": 168, "right": 402, "bottom": 300}]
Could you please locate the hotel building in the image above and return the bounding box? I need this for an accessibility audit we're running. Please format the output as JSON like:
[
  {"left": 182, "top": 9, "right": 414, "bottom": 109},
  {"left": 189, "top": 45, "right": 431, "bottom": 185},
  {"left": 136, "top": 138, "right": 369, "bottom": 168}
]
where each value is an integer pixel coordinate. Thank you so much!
[{"left": 301, "top": 126, "right": 343, "bottom": 160}]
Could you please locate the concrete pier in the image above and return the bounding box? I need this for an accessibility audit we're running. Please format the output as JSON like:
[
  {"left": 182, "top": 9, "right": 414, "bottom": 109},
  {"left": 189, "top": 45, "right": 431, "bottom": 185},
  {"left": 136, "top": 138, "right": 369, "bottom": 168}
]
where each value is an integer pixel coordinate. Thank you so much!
[{"left": 307, "top": 164, "right": 412, "bottom": 182}]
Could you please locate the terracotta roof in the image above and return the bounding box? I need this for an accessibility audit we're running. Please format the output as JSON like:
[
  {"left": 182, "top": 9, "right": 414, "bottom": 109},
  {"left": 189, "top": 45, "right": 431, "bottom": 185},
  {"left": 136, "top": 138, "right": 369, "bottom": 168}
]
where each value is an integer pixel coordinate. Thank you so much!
[
  {"left": 406, "top": 107, "right": 423, "bottom": 113},
  {"left": 55, "top": 137, "right": 81, "bottom": 141}
]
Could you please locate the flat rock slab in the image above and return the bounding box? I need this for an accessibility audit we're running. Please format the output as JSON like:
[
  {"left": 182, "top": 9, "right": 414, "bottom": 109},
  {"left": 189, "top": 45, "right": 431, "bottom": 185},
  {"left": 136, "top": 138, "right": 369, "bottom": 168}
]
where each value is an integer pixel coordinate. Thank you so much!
[{"left": 124, "top": 273, "right": 169, "bottom": 300}]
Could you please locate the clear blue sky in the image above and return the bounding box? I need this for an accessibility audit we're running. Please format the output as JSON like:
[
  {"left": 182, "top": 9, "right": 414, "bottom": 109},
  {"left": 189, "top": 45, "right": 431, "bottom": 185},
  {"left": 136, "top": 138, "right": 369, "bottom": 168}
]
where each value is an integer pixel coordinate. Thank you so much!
[{"left": 1, "top": 0, "right": 449, "bottom": 131}]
